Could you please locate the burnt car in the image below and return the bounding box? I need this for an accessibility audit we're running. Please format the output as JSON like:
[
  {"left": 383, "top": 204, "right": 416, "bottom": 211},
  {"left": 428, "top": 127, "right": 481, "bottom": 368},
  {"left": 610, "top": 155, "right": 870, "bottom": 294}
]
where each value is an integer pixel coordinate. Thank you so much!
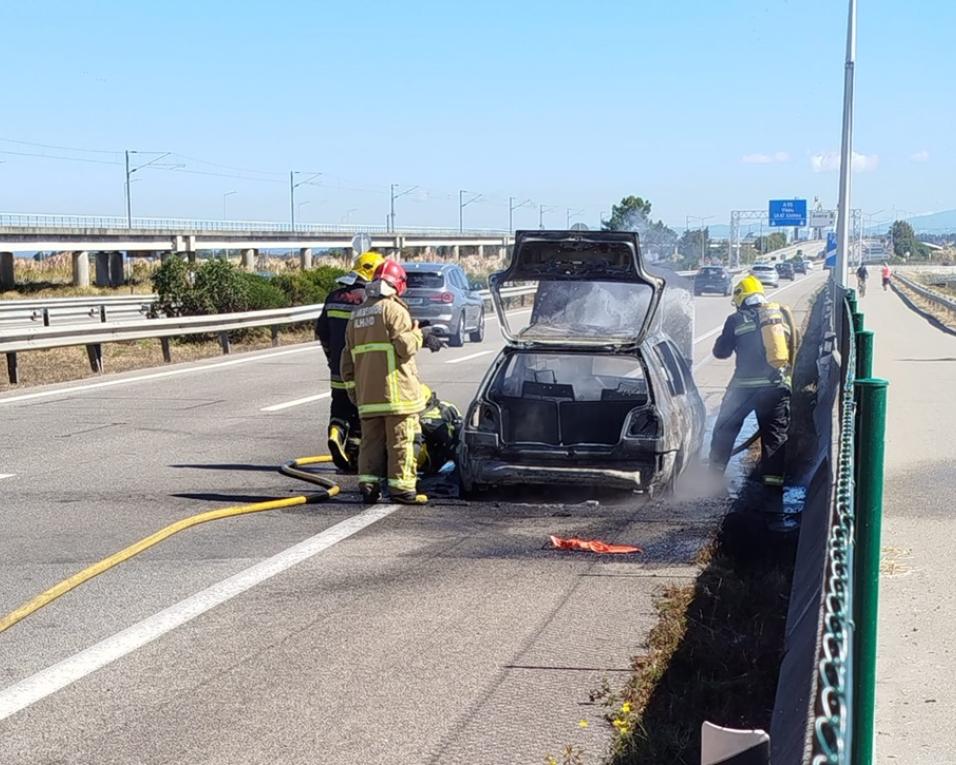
[
  {"left": 458, "top": 230, "right": 705, "bottom": 496},
  {"left": 694, "top": 265, "right": 732, "bottom": 296}
]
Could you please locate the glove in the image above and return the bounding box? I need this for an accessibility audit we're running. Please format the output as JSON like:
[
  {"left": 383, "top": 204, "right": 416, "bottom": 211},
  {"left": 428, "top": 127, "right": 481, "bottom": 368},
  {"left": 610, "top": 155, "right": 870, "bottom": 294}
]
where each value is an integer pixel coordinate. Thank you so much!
[{"left": 423, "top": 332, "right": 443, "bottom": 353}]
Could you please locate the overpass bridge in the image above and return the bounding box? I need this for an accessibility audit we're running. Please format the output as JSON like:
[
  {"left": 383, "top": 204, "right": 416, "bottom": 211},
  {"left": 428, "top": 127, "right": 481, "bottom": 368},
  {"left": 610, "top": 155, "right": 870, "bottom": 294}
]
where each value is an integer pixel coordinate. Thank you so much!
[{"left": 0, "top": 213, "right": 515, "bottom": 290}]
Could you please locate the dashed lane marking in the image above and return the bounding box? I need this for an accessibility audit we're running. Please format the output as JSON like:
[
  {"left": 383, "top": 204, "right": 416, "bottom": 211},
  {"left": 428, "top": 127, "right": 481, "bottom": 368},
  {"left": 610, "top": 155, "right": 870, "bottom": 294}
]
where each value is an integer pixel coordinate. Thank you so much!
[
  {"left": 445, "top": 350, "right": 495, "bottom": 365},
  {"left": 0, "top": 503, "right": 403, "bottom": 722},
  {"left": 260, "top": 391, "right": 331, "bottom": 412}
]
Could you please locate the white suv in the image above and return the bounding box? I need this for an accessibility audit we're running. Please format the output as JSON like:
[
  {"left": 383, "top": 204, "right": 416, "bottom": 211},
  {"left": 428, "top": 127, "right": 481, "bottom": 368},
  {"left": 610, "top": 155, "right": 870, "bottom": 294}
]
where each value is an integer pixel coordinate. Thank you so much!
[{"left": 751, "top": 263, "right": 780, "bottom": 288}]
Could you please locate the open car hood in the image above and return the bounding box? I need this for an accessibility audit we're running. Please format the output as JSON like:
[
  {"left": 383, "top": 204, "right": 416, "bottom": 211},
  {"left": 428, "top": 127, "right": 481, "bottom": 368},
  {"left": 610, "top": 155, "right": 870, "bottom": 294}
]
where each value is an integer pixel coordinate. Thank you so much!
[{"left": 489, "top": 230, "right": 665, "bottom": 349}]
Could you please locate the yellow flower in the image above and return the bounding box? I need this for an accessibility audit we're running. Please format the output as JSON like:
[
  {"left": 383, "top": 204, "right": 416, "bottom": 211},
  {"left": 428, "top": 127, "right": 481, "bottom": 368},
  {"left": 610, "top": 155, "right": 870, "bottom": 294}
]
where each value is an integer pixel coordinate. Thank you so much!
[
  {"left": 620, "top": 702, "right": 632, "bottom": 714},
  {"left": 578, "top": 719, "right": 589, "bottom": 729}
]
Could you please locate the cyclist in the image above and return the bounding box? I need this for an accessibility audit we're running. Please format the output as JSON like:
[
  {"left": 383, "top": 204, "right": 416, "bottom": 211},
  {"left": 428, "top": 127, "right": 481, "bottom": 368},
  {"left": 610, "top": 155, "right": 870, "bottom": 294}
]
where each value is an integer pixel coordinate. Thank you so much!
[{"left": 855, "top": 264, "right": 869, "bottom": 297}]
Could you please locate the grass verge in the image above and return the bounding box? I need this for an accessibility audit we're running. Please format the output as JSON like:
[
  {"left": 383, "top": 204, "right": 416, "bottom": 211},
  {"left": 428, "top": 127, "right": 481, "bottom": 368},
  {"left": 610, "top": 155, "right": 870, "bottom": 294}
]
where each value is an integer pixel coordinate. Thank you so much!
[{"left": 600, "top": 528, "right": 795, "bottom": 765}]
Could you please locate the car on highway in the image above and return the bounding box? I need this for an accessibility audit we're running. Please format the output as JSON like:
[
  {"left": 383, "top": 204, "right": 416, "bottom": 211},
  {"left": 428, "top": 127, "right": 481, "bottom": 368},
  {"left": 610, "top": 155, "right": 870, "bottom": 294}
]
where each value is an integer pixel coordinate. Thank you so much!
[
  {"left": 402, "top": 263, "right": 485, "bottom": 346},
  {"left": 693, "top": 265, "right": 732, "bottom": 296},
  {"left": 750, "top": 262, "right": 780, "bottom": 288},
  {"left": 775, "top": 261, "right": 795, "bottom": 280},
  {"left": 458, "top": 230, "right": 705, "bottom": 497},
  {"left": 792, "top": 258, "right": 808, "bottom": 275}
]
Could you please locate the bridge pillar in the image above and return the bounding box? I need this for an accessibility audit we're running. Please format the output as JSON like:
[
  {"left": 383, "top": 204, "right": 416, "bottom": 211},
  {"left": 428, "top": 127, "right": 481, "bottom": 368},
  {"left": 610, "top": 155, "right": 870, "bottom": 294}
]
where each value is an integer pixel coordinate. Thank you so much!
[
  {"left": 0, "top": 252, "right": 14, "bottom": 291},
  {"left": 240, "top": 249, "right": 256, "bottom": 271},
  {"left": 452, "top": 245, "right": 460, "bottom": 262},
  {"left": 109, "top": 252, "right": 126, "bottom": 286},
  {"left": 72, "top": 251, "right": 90, "bottom": 287},
  {"left": 477, "top": 244, "right": 484, "bottom": 259},
  {"left": 94, "top": 252, "right": 111, "bottom": 286},
  {"left": 498, "top": 245, "right": 506, "bottom": 261},
  {"left": 299, "top": 248, "right": 313, "bottom": 270}
]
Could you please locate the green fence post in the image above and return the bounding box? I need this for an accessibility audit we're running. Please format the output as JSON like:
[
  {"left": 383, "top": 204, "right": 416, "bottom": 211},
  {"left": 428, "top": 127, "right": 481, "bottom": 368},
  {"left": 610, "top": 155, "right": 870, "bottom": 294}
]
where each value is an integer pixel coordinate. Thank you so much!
[
  {"left": 847, "top": 290, "right": 858, "bottom": 314},
  {"left": 852, "top": 310, "right": 865, "bottom": 334},
  {"left": 852, "top": 377, "right": 889, "bottom": 765},
  {"left": 856, "top": 330, "right": 874, "bottom": 379}
]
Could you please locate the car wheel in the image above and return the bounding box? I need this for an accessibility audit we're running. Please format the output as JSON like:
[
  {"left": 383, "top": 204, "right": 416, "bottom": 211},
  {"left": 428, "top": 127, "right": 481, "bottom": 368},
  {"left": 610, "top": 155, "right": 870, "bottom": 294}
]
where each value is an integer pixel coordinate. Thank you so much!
[
  {"left": 724, "top": 286, "right": 732, "bottom": 296},
  {"left": 468, "top": 309, "right": 485, "bottom": 343},
  {"left": 449, "top": 312, "right": 465, "bottom": 347}
]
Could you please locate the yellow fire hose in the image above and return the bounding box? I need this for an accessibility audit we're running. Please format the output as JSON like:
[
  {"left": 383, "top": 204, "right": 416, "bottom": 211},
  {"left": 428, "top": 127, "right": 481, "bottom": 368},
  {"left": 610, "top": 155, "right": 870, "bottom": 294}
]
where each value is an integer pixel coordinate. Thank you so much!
[{"left": 0, "top": 456, "right": 338, "bottom": 635}]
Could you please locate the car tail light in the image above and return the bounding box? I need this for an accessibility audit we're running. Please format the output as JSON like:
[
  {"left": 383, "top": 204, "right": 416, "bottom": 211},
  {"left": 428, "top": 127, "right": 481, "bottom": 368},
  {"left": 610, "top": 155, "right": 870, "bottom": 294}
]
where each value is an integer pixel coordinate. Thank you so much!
[
  {"left": 468, "top": 402, "right": 499, "bottom": 432},
  {"left": 625, "top": 408, "right": 662, "bottom": 439},
  {"left": 429, "top": 292, "right": 454, "bottom": 304}
]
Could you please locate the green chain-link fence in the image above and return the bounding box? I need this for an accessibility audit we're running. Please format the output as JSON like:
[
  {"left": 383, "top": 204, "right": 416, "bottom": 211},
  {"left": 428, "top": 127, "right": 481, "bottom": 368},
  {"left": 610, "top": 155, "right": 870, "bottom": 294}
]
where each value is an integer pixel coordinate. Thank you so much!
[{"left": 810, "top": 288, "right": 888, "bottom": 765}]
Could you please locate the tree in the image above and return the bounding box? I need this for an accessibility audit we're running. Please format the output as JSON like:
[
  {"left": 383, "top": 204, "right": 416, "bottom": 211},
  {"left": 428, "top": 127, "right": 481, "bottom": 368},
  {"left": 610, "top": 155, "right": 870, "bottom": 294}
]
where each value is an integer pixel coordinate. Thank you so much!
[
  {"left": 890, "top": 220, "right": 925, "bottom": 259},
  {"left": 603, "top": 196, "right": 652, "bottom": 231},
  {"left": 678, "top": 227, "right": 710, "bottom": 265},
  {"left": 601, "top": 195, "right": 677, "bottom": 260}
]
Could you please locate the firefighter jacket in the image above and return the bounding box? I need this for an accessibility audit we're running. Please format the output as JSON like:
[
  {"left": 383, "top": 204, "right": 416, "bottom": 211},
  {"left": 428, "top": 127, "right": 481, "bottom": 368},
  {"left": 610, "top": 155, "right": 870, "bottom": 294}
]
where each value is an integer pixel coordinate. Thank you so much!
[
  {"left": 316, "top": 283, "right": 366, "bottom": 389},
  {"left": 340, "top": 287, "right": 426, "bottom": 418},
  {"left": 713, "top": 301, "right": 797, "bottom": 389},
  {"left": 417, "top": 394, "right": 463, "bottom": 473}
]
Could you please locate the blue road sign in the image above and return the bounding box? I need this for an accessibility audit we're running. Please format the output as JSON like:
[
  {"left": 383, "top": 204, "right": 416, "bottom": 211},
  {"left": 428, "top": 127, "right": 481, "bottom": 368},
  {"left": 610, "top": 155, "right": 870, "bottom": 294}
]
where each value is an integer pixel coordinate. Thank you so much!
[
  {"left": 769, "top": 199, "right": 808, "bottom": 227},
  {"left": 826, "top": 232, "right": 837, "bottom": 252}
]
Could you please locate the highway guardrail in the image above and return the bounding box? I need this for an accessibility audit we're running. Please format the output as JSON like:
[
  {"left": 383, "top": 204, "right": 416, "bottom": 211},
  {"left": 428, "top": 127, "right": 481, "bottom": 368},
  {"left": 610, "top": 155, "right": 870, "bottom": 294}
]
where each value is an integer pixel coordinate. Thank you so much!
[
  {"left": 0, "top": 294, "right": 157, "bottom": 328},
  {"left": 892, "top": 271, "right": 956, "bottom": 313}
]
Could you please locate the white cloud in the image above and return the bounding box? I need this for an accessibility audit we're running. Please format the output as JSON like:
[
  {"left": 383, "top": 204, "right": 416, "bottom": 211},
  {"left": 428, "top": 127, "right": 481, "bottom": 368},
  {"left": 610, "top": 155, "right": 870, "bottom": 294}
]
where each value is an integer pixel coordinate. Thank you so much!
[
  {"left": 810, "top": 151, "right": 879, "bottom": 173},
  {"left": 742, "top": 151, "right": 790, "bottom": 164},
  {"left": 910, "top": 149, "right": 930, "bottom": 163}
]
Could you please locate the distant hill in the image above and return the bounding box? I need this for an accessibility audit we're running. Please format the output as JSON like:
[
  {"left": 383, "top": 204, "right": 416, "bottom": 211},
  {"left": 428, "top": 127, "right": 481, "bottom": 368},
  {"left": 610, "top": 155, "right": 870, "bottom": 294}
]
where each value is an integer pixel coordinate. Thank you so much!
[{"left": 903, "top": 209, "right": 956, "bottom": 234}]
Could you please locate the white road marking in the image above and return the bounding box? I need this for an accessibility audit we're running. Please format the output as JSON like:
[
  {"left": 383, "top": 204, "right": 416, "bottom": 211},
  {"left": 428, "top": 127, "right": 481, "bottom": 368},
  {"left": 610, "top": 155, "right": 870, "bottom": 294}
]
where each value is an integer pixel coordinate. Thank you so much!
[
  {"left": 0, "top": 345, "right": 319, "bottom": 407},
  {"left": 260, "top": 391, "right": 331, "bottom": 412},
  {"left": 0, "top": 474, "right": 14, "bottom": 481},
  {"left": 446, "top": 350, "right": 495, "bottom": 365},
  {"left": 0, "top": 503, "right": 402, "bottom": 722}
]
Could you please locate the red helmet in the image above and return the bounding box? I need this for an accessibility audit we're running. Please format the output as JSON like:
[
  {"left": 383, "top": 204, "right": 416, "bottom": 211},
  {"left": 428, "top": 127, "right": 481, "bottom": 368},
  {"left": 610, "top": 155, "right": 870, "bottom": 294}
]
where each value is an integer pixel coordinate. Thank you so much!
[{"left": 374, "top": 259, "right": 408, "bottom": 297}]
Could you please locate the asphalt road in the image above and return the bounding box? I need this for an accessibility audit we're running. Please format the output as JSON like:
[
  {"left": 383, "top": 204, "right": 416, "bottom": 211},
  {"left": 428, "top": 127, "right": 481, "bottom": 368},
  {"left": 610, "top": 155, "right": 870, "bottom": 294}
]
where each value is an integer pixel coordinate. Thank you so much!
[{"left": 0, "top": 268, "right": 826, "bottom": 764}]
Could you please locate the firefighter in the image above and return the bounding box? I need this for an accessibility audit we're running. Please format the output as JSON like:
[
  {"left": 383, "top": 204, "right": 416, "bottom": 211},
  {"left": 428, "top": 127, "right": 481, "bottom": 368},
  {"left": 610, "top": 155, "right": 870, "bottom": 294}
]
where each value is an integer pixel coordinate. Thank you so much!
[
  {"left": 416, "top": 384, "right": 463, "bottom": 475},
  {"left": 340, "top": 259, "right": 430, "bottom": 504},
  {"left": 709, "top": 274, "right": 797, "bottom": 499},
  {"left": 315, "top": 251, "right": 385, "bottom": 471}
]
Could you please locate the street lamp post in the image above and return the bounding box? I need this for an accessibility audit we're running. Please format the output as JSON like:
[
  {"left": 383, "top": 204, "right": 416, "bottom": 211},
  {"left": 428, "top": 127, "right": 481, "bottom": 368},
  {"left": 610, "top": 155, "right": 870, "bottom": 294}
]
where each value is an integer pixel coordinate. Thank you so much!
[
  {"left": 566, "top": 208, "right": 585, "bottom": 229},
  {"left": 538, "top": 204, "right": 555, "bottom": 229},
  {"left": 686, "top": 215, "right": 715, "bottom": 262},
  {"left": 509, "top": 197, "right": 532, "bottom": 233},
  {"left": 290, "top": 171, "right": 322, "bottom": 231},
  {"left": 389, "top": 184, "right": 419, "bottom": 232},
  {"left": 125, "top": 150, "right": 177, "bottom": 228},
  {"left": 459, "top": 189, "right": 482, "bottom": 233},
  {"left": 222, "top": 190, "right": 237, "bottom": 220}
]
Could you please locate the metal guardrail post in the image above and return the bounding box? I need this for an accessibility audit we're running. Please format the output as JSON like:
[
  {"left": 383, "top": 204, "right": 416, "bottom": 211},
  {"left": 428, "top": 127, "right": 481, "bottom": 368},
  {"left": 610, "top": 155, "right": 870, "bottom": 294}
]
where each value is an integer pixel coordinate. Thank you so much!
[
  {"left": 855, "top": 330, "right": 874, "bottom": 379},
  {"left": 850, "top": 377, "right": 889, "bottom": 765}
]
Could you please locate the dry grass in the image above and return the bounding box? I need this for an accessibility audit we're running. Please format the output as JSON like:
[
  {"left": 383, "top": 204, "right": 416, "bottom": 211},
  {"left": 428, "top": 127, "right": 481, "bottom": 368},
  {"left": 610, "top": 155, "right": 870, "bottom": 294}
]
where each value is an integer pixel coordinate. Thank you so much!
[
  {"left": 1, "top": 327, "right": 315, "bottom": 391},
  {"left": 604, "top": 530, "right": 794, "bottom": 765}
]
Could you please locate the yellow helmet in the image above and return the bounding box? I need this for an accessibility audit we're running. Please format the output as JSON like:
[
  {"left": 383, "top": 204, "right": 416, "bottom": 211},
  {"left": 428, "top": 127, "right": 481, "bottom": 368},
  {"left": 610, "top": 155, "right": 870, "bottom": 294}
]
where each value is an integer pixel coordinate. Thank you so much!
[
  {"left": 353, "top": 251, "right": 385, "bottom": 282},
  {"left": 733, "top": 274, "right": 765, "bottom": 307}
]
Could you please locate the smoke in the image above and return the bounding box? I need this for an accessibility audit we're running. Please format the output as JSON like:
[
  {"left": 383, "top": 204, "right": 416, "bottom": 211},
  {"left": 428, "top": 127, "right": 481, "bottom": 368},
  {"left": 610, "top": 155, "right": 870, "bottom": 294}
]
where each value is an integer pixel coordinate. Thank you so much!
[{"left": 613, "top": 210, "right": 678, "bottom": 261}]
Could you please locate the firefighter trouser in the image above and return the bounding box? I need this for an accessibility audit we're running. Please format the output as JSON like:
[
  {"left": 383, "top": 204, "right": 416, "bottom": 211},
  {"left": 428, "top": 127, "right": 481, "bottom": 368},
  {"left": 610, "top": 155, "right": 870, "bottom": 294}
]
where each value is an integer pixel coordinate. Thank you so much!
[
  {"left": 357, "top": 414, "right": 419, "bottom": 494},
  {"left": 709, "top": 384, "right": 790, "bottom": 487}
]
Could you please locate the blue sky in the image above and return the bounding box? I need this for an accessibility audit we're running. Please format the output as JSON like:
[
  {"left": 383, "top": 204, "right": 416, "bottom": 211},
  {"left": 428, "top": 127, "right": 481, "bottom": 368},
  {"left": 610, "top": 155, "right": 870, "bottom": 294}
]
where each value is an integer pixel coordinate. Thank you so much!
[{"left": 0, "top": 0, "right": 951, "bottom": 232}]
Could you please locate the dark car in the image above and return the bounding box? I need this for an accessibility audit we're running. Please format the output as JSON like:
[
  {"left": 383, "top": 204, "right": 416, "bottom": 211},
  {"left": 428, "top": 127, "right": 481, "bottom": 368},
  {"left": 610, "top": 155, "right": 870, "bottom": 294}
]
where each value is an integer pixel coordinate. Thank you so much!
[
  {"left": 694, "top": 265, "right": 732, "bottom": 296},
  {"left": 792, "top": 259, "right": 808, "bottom": 275},
  {"left": 458, "top": 230, "right": 706, "bottom": 497},
  {"left": 402, "top": 263, "right": 485, "bottom": 346},
  {"left": 775, "top": 261, "right": 795, "bottom": 280}
]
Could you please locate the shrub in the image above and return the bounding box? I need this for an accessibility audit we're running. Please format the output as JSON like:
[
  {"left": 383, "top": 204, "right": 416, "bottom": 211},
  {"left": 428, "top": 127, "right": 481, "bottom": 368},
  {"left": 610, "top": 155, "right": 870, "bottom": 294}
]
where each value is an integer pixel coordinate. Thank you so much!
[
  {"left": 238, "top": 272, "right": 289, "bottom": 310},
  {"left": 272, "top": 264, "right": 348, "bottom": 305}
]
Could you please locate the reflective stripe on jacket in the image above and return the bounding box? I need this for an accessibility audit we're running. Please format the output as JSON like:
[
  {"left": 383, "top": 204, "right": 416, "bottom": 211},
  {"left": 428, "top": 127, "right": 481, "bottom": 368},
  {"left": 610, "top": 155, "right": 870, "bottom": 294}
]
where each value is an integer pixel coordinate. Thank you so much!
[
  {"left": 340, "top": 292, "right": 425, "bottom": 417},
  {"left": 713, "top": 301, "right": 797, "bottom": 389},
  {"left": 315, "top": 284, "right": 366, "bottom": 387}
]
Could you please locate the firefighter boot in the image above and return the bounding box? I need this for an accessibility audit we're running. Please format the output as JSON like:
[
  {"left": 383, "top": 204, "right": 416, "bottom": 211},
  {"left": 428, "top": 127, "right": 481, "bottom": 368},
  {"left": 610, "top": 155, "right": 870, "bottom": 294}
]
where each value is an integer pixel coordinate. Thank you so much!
[{"left": 359, "top": 482, "right": 381, "bottom": 504}]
